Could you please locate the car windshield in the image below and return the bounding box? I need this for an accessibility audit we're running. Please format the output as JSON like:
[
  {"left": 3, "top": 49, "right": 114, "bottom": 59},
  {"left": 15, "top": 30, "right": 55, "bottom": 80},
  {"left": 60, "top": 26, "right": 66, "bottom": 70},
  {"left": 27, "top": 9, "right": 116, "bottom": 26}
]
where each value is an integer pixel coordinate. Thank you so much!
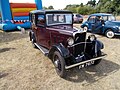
[
  {"left": 46, "top": 14, "right": 72, "bottom": 26},
  {"left": 102, "top": 15, "right": 115, "bottom": 21}
]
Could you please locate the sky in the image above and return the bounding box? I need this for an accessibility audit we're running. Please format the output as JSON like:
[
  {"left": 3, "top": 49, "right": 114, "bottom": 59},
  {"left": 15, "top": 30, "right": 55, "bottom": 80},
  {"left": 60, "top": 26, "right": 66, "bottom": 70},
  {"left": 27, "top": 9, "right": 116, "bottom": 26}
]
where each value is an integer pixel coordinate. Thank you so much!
[{"left": 10, "top": 0, "right": 99, "bottom": 9}]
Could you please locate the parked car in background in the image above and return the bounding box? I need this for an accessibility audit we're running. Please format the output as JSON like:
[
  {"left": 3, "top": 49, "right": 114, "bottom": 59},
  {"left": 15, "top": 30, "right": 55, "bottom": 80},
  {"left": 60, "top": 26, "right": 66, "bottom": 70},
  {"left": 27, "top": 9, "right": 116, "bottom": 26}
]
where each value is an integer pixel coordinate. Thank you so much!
[
  {"left": 81, "top": 13, "right": 120, "bottom": 38},
  {"left": 29, "top": 10, "right": 106, "bottom": 78},
  {"left": 73, "top": 14, "right": 83, "bottom": 23}
]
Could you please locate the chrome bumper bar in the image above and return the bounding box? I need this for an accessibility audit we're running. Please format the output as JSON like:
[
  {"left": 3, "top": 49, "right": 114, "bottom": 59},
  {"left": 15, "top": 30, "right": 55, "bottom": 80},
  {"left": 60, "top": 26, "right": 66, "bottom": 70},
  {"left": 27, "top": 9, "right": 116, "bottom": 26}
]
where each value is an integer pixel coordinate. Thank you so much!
[
  {"left": 115, "top": 33, "right": 120, "bottom": 35},
  {"left": 65, "top": 54, "right": 107, "bottom": 69}
]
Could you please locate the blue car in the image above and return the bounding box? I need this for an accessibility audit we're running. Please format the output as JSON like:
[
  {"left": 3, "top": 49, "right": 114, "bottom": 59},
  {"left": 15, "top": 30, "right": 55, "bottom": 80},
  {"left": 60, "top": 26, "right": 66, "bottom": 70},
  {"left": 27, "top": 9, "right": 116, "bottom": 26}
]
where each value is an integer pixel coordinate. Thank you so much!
[{"left": 81, "top": 13, "right": 120, "bottom": 38}]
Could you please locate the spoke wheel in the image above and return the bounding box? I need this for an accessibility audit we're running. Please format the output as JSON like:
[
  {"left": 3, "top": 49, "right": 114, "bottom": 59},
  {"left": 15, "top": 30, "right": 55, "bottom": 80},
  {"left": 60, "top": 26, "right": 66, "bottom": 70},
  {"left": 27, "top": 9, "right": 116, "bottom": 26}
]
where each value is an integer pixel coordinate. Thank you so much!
[{"left": 53, "top": 51, "right": 66, "bottom": 78}]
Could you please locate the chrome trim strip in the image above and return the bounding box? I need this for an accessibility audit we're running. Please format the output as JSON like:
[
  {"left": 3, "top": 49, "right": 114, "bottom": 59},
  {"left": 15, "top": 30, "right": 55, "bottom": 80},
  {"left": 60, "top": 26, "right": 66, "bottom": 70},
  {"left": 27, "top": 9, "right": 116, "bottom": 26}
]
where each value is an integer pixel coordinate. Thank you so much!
[
  {"left": 65, "top": 55, "right": 107, "bottom": 69},
  {"left": 34, "top": 43, "right": 49, "bottom": 55}
]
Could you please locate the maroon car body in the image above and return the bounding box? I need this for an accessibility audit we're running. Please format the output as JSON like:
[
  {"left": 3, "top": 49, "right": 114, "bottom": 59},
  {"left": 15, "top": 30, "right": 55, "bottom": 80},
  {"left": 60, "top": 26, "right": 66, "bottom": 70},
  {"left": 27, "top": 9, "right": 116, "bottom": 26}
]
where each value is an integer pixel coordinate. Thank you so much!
[{"left": 29, "top": 10, "right": 106, "bottom": 78}]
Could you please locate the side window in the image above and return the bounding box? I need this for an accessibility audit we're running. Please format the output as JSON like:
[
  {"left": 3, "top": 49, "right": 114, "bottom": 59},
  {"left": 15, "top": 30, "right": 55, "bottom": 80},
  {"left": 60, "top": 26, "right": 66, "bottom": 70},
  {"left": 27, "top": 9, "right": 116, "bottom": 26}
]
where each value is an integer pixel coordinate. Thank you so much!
[
  {"left": 88, "top": 16, "right": 96, "bottom": 23},
  {"left": 31, "top": 14, "right": 36, "bottom": 25},
  {"left": 37, "top": 15, "right": 45, "bottom": 26},
  {"left": 102, "top": 16, "right": 108, "bottom": 21}
]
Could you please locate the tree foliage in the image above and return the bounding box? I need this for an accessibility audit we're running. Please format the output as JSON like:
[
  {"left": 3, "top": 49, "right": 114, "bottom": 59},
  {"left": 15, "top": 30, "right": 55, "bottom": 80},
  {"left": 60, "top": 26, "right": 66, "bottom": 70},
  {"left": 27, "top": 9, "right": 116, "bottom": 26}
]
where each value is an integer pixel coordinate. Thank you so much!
[
  {"left": 64, "top": 0, "right": 120, "bottom": 15},
  {"left": 43, "top": 6, "right": 54, "bottom": 10},
  {"left": 48, "top": 6, "right": 54, "bottom": 9}
]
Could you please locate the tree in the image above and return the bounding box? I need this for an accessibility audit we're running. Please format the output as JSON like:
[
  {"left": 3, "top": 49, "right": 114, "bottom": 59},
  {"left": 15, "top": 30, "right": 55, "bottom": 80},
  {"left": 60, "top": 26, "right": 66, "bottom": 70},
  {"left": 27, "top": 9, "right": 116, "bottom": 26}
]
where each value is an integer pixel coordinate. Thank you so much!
[
  {"left": 43, "top": 6, "right": 48, "bottom": 9},
  {"left": 96, "top": 0, "right": 120, "bottom": 15},
  {"left": 64, "top": 0, "right": 120, "bottom": 15},
  {"left": 48, "top": 6, "right": 54, "bottom": 9},
  {"left": 80, "top": 3, "right": 84, "bottom": 7},
  {"left": 87, "top": 0, "right": 96, "bottom": 7},
  {"left": 64, "top": 4, "right": 80, "bottom": 13}
]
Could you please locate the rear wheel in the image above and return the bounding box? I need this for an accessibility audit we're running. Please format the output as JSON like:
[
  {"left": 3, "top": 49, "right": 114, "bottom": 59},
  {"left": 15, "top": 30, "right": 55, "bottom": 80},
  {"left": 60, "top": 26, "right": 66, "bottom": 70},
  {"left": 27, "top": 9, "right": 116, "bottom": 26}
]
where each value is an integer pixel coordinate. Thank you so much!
[
  {"left": 31, "top": 34, "right": 37, "bottom": 48},
  {"left": 53, "top": 51, "right": 66, "bottom": 78},
  {"left": 105, "top": 30, "right": 114, "bottom": 38}
]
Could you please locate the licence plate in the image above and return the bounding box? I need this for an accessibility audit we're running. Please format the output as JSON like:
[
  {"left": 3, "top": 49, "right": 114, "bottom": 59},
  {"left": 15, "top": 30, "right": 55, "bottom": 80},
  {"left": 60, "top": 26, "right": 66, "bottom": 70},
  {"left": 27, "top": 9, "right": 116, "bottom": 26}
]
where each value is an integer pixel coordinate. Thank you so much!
[{"left": 79, "top": 61, "right": 95, "bottom": 69}]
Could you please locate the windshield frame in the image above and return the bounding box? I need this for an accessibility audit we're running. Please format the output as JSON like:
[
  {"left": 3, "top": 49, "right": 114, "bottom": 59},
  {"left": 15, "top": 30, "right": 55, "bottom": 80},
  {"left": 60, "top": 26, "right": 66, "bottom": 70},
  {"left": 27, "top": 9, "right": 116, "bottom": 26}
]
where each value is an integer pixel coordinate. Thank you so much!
[{"left": 46, "top": 13, "right": 73, "bottom": 26}]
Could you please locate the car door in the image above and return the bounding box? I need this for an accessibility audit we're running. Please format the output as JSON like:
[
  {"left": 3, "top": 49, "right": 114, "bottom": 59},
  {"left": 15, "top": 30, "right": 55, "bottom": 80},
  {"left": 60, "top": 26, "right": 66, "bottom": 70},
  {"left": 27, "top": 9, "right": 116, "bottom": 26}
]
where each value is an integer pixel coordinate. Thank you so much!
[
  {"left": 92, "top": 16, "right": 103, "bottom": 33},
  {"left": 87, "top": 15, "right": 96, "bottom": 31},
  {"left": 36, "top": 14, "right": 50, "bottom": 48},
  {"left": 46, "top": 14, "right": 65, "bottom": 47}
]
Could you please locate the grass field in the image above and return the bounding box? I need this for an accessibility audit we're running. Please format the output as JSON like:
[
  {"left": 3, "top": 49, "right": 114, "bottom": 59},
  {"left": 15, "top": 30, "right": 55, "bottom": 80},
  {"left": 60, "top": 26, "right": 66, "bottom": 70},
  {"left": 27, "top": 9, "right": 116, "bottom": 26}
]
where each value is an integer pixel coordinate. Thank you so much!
[{"left": 0, "top": 16, "right": 120, "bottom": 90}]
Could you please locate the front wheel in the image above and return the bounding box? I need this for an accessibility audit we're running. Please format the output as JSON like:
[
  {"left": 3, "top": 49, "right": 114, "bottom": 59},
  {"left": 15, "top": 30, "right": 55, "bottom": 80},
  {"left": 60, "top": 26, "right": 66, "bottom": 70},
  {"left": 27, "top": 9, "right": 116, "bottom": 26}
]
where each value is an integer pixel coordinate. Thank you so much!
[
  {"left": 105, "top": 30, "right": 114, "bottom": 38},
  {"left": 83, "top": 26, "right": 88, "bottom": 32},
  {"left": 53, "top": 51, "right": 66, "bottom": 78}
]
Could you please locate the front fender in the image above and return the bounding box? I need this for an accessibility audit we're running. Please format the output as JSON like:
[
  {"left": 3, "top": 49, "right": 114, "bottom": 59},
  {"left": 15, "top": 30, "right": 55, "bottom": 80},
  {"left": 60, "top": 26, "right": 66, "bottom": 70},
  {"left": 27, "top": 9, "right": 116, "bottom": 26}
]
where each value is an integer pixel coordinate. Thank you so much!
[
  {"left": 48, "top": 43, "right": 70, "bottom": 60},
  {"left": 81, "top": 22, "right": 88, "bottom": 28}
]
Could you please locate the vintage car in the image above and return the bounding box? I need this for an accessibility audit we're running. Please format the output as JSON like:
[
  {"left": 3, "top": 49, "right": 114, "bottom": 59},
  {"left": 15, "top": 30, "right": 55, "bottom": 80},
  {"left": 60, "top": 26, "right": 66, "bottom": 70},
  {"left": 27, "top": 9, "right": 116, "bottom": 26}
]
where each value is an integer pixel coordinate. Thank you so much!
[
  {"left": 29, "top": 10, "right": 106, "bottom": 78},
  {"left": 81, "top": 13, "right": 120, "bottom": 38},
  {"left": 73, "top": 13, "right": 83, "bottom": 23}
]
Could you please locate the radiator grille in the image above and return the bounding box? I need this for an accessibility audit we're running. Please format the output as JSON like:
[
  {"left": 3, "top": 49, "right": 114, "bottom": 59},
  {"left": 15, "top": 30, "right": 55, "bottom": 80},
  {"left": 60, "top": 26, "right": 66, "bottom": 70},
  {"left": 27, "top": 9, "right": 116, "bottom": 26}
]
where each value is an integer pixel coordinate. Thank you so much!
[{"left": 74, "top": 32, "right": 86, "bottom": 57}]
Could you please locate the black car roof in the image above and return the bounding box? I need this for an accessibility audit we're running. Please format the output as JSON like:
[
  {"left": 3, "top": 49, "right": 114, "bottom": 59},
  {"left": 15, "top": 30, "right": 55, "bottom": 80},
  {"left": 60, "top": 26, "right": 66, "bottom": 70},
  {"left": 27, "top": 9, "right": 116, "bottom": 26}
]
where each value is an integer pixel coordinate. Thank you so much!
[{"left": 30, "top": 10, "right": 73, "bottom": 14}]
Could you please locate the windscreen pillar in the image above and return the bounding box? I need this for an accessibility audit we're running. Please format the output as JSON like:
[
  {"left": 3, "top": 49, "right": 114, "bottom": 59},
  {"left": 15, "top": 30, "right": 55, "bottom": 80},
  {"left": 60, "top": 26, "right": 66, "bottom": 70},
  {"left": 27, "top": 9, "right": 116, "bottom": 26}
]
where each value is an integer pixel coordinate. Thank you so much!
[
  {"left": 35, "top": 0, "right": 42, "bottom": 10},
  {"left": 0, "top": 0, "right": 12, "bottom": 23}
]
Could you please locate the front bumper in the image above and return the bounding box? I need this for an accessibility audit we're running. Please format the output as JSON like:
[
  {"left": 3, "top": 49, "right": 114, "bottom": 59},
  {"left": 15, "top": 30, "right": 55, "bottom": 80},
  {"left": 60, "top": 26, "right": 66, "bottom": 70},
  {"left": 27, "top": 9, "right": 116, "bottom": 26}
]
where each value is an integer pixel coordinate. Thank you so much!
[
  {"left": 115, "top": 32, "right": 120, "bottom": 35},
  {"left": 65, "top": 53, "right": 107, "bottom": 69}
]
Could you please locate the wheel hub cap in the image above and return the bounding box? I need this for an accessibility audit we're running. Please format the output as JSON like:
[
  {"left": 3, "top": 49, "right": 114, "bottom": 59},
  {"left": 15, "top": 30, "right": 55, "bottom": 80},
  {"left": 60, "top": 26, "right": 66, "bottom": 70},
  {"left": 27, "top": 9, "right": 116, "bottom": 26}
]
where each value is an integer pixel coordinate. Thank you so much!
[
  {"left": 107, "top": 31, "right": 114, "bottom": 38},
  {"left": 54, "top": 60, "right": 59, "bottom": 68}
]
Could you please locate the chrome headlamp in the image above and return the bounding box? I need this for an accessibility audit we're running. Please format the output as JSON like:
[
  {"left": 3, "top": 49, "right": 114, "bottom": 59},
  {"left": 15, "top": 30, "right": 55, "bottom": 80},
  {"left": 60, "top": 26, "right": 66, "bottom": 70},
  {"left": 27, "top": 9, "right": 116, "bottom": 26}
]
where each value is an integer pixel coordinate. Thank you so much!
[
  {"left": 115, "top": 26, "right": 120, "bottom": 32},
  {"left": 118, "top": 27, "right": 120, "bottom": 32},
  {"left": 68, "top": 37, "right": 74, "bottom": 46},
  {"left": 88, "top": 34, "right": 96, "bottom": 41},
  {"left": 118, "top": 27, "right": 120, "bottom": 30}
]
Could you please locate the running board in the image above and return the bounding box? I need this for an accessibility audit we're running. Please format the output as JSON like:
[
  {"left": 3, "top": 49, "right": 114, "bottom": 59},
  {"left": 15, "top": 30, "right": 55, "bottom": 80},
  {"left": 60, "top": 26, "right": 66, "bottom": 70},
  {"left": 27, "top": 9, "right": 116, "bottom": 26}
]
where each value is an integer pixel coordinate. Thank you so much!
[
  {"left": 65, "top": 54, "right": 107, "bottom": 69},
  {"left": 34, "top": 43, "right": 49, "bottom": 56}
]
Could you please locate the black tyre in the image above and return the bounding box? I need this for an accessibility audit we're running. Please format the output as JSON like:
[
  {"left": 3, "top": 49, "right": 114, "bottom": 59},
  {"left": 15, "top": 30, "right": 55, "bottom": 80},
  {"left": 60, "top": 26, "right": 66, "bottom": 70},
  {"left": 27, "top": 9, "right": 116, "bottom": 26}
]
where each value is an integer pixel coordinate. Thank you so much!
[
  {"left": 83, "top": 26, "right": 88, "bottom": 32},
  {"left": 93, "top": 50, "right": 102, "bottom": 65},
  {"left": 105, "top": 29, "right": 114, "bottom": 38},
  {"left": 31, "top": 34, "right": 37, "bottom": 48},
  {"left": 53, "top": 51, "right": 66, "bottom": 78}
]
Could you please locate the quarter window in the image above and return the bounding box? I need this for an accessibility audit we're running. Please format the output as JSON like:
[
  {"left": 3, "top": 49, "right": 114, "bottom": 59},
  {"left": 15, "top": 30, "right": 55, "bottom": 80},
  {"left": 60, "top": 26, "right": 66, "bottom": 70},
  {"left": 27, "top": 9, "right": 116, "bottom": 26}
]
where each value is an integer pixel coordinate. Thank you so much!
[
  {"left": 102, "top": 16, "right": 108, "bottom": 21},
  {"left": 32, "top": 14, "right": 36, "bottom": 25}
]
